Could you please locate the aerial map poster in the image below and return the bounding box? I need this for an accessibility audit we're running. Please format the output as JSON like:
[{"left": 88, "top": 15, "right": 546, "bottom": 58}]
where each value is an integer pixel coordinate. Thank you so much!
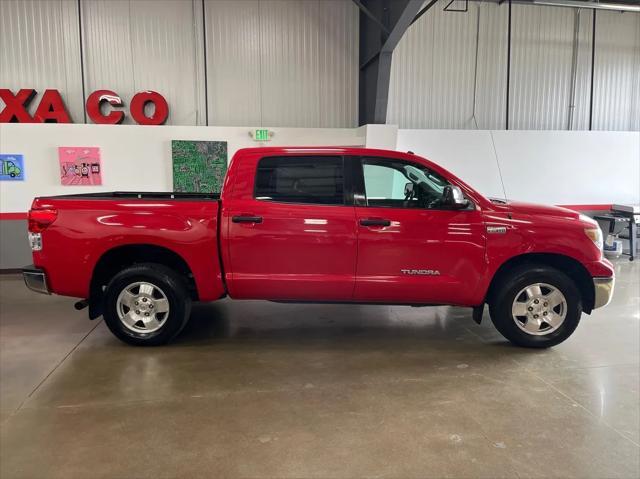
[
  {"left": 171, "top": 140, "right": 228, "bottom": 193},
  {"left": 58, "top": 147, "right": 102, "bottom": 186}
]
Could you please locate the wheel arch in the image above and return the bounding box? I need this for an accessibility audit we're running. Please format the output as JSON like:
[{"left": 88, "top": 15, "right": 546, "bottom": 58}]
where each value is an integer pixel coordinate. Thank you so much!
[
  {"left": 485, "top": 253, "right": 595, "bottom": 314},
  {"left": 89, "top": 244, "right": 198, "bottom": 319}
]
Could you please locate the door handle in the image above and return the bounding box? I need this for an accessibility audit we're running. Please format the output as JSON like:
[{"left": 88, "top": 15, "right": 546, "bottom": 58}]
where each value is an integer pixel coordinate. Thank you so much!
[
  {"left": 360, "top": 218, "right": 391, "bottom": 227},
  {"left": 232, "top": 215, "right": 263, "bottom": 224}
]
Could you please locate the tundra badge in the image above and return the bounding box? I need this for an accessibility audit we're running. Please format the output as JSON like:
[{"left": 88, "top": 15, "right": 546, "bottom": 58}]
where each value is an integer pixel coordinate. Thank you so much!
[{"left": 401, "top": 269, "right": 440, "bottom": 276}]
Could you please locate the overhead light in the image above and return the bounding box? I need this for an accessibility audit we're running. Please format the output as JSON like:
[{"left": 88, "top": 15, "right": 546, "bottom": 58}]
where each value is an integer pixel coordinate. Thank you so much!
[{"left": 532, "top": 0, "right": 640, "bottom": 12}]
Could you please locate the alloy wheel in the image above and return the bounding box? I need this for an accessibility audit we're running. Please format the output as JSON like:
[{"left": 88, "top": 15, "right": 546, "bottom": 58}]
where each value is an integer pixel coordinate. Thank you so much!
[
  {"left": 116, "top": 281, "right": 170, "bottom": 333},
  {"left": 511, "top": 282, "right": 567, "bottom": 336}
]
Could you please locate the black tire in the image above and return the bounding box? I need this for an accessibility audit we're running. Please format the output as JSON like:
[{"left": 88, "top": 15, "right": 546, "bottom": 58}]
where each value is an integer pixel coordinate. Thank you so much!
[
  {"left": 103, "top": 263, "right": 192, "bottom": 346},
  {"left": 488, "top": 264, "right": 582, "bottom": 348}
]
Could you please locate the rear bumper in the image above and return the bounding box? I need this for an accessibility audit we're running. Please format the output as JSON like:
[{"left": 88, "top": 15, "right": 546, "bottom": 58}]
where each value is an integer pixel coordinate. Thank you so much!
[
  {"left": 593, "top": 276, "right": 614, "bottom": 309},
  {"left": 22, "top": 265, "right": 50, "bottom": 295}
]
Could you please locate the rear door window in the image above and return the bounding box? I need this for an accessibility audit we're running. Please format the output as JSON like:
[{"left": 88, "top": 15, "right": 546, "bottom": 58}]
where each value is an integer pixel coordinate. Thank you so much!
[{"left": 255, "top": 156, "right": 344, "bottom": 205}]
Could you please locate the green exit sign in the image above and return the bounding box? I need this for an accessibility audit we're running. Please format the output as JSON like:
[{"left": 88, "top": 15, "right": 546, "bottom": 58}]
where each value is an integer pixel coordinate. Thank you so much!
[{"left": 254, "top": 129, "right": 270, "bottom": 141}]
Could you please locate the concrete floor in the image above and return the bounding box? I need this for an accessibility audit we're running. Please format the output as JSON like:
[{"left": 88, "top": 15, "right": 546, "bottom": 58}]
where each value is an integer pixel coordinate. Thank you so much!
[{"left": 0, "top": 261, "right": 638, "bottom": 479}]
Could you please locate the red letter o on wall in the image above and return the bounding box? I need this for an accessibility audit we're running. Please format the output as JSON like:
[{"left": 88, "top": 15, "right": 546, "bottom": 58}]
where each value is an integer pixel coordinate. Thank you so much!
[
  {"left": 86, "top": 90, "right": 125, "bottom": 124},
  {"left": 130, "top": 91, "right": 169, "bottom": 125}
]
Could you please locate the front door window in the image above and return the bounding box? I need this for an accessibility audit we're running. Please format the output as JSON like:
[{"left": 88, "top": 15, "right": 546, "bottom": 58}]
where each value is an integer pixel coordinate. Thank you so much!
[{"left": 362, "top": 158, "right": 452, "bottom": 209}]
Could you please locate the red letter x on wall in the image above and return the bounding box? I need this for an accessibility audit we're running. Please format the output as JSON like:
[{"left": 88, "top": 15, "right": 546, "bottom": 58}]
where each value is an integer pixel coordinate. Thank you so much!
[
  {"left": 0, "top": 89, "right": 72, "bottom": 123},
  {"left": 0, "top": 89, "right": 37, "bottom": 122}
]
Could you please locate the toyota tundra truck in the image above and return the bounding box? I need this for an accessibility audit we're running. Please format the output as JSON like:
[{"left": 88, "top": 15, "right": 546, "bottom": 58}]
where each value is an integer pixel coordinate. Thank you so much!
[{"left": 22, "top": 147, "right": 615, "bottom": 347}]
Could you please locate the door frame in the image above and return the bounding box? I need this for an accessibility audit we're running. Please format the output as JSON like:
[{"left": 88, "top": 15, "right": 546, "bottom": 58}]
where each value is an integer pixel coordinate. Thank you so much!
[
  {"left": 347, "top": 154, "right": 486, "bottom": 305},
  {"left": 346, "top": 154, "right": 478, "bottom": 212},
  {"left": 222, "top": 152, "right": 360, "bottom": 300}
]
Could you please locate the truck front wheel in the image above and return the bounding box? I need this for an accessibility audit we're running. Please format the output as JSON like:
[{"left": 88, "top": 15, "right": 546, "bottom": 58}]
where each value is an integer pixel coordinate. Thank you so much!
[
  {"left": 488, "top": 265, "right": 582, "bottom": 348},
  {"left": 103, "top": 263, "right": 191, "bottom": 346}
]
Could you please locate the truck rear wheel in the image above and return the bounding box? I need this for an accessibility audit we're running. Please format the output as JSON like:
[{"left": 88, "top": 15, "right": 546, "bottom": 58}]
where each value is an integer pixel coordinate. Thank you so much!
[
  {"left": 103, "top": 263, "right": 191, "bottom": 346},
  {"left": 488, "top": 264, "right": 582, "bottom": 348}
]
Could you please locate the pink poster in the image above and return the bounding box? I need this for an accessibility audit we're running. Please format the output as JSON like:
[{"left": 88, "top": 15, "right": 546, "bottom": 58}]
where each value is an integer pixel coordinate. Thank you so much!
[{"left": 58, "top": 147, "right": 102, "bottom": 186}]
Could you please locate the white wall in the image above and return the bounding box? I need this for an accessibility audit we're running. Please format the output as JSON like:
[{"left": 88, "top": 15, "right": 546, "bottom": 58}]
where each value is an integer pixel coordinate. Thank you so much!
[
  {"left": 3, "top": 124, "right": 638, "bottom": 213},
  {"left": 3, "top": 124, "right": 637, "bottom": 214},
  {"left": 0, "top": 0, "right": 85, "bottom": 122},
  {"left": 362, "top": 124, "right": 398, "bottom": 150},
  {"left": 81, "top": 0, "right": 205, "bottom": 126},
  {"left": 388, "top": 3, "right": 640, "bottom": 131},
  {"left": 0, "top": 123, "right": 365, "bottom": 214},
  {"left": 397, "top": 129, "right": 640, "bottom": 206},
  {"left": 0, "top": 0, "right": 358, "bottom": 128},
  {"left": 4, "top": 0, "right": 637, "bottom": 132},
  {"left": 206, "top": 0, "right": 358, "bottom": 127},
  {"left": 592, "top": 11, "right": 640, "bottom": 131},
  {"left": 397, "top": 130, "right": 507, "bottom": 199}
]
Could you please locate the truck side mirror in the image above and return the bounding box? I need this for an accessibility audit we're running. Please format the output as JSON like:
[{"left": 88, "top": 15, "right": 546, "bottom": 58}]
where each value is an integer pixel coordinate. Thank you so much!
[
  {"left": 404, "top": 182, "right": 414, "bottom": 198},
  {"left": 442, "top": 185, "right": 468, "bottom": 209}
]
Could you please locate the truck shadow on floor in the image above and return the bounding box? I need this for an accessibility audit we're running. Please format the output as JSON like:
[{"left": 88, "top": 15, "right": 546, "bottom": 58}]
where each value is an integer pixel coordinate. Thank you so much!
[{"left": 172, "top": 300, "right": 530, "bottom": 355}]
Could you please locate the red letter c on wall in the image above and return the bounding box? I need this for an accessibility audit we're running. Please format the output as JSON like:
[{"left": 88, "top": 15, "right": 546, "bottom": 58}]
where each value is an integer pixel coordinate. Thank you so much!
[
  {"left": 130, "top": 91, "right": 169, "bottom": 125},
  {"left": 86, "top": 90, "right": 125, "bottom": 124}
]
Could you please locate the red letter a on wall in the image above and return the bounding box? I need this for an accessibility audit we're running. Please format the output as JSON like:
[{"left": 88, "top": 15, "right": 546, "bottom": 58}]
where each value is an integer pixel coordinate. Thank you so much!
[{"left": 33, "top": 89, "right": 72, "bottom": 123}]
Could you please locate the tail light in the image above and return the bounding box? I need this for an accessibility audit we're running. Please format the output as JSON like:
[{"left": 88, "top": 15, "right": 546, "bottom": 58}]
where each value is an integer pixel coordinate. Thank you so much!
[{"left": 28, "top": 208, "right": 58, "bottom": 233}]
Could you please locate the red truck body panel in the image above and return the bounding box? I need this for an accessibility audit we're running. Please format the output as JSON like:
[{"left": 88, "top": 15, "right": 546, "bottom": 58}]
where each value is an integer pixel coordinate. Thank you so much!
[
  {"left": 28, "top": 147, "right": 614, "bottom": 309},
  {"left": 222, "top": 198, "right": 359, "bottom": 300},
  {"left": 353, "top": 206, "right": 487, "bottom": 304},
  {"left": 221, "top": 148, "right": 359, "bottom": 300},
  {"left": 31, "top": 197, "right": 224, "bottom": 301}
]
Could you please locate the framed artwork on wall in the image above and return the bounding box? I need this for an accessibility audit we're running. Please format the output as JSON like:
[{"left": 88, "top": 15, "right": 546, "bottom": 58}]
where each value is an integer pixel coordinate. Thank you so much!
[
  {"left": 58, "top": 147, "right": 102, "bottom": 186},
  {"left": 171, "top": 140, "right": 227, "bottom": 193},
  {"left": 0, "top": 154, "right": 25, "bottom": 181}
]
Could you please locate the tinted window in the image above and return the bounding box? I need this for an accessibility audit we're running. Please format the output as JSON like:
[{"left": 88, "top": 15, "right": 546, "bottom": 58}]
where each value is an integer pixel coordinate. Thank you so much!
[
  {"left": 362, "top": 157, "right": 451, "bottom": 209},
  {"left": 255, "top": 156, "right": 344, "bottom": 205}
]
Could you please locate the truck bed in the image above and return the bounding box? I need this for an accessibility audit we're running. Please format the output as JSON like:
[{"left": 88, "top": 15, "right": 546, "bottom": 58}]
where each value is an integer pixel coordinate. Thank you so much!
[
  {"left": 29, "top": 192, "right": 224, "bottom": 302},
  {"left": 38, "top": 191, "right": 221, "bottom": 200}
]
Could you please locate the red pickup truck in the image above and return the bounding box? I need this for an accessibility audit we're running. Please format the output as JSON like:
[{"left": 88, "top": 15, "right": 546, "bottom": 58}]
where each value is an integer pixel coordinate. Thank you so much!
[{"left": 23, "top": 147, "right": 614, "bottom": 348}]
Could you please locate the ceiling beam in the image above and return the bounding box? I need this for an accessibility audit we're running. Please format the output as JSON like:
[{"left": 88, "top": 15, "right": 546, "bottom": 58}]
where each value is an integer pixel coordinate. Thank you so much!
[
  {"left": 351, "top": 0, "right": 391, "bottom": 36},
  {"left": 358, "top": 0, "right": 429, "bottom": 125}
]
